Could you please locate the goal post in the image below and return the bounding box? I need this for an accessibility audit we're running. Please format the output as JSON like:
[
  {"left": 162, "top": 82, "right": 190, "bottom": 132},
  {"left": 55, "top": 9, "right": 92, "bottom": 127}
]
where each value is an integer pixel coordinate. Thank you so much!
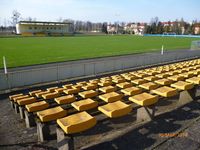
[{"left": 191, "top": 40, "right": 200, "bottom": 50}]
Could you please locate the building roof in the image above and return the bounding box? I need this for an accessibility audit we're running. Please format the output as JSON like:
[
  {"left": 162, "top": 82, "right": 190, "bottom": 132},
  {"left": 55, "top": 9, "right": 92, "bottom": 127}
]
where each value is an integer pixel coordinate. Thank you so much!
[
  {"left": 194, "top": 23, "right": 200, "bottom": 27},
  {"left": 18, "top": 21, "right": 72, "bottom": 25}
]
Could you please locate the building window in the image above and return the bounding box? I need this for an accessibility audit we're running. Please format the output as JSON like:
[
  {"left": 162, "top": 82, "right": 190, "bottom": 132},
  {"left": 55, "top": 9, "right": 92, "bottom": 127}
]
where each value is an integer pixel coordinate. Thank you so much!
[
  {"left": 34, "top": 27, "right": 37, "bottom": 29},
  {"left": 47, "top": 27, "right": 49, "bottom": 30},
  {"left": 29, "top": 27, "right": 32, "bottom": 30},
  {"left": 50, "top": 27, "right": 53, "bottom": 29}
]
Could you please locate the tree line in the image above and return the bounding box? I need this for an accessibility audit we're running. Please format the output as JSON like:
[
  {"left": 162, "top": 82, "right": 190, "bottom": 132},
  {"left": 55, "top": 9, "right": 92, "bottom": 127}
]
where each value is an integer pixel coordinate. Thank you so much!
[
  {"left": 145, "top": 17, "right": 199, "bottom": 35},
  {"left": 0, "top": 10, "right": 200, "bottom": 35}
]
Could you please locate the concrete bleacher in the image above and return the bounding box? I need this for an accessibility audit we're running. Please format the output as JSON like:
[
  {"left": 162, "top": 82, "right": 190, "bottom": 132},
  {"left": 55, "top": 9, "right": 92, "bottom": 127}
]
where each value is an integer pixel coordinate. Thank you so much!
[{"left": 8, "top": 58, "right": 200, "bottom": 150}]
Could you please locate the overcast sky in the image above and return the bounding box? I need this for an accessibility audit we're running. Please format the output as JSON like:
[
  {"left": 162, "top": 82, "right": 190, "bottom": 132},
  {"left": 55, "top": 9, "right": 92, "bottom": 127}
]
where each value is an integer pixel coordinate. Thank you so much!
[{"left": 0, "top": 0, "right": 199, "bottom": 25}]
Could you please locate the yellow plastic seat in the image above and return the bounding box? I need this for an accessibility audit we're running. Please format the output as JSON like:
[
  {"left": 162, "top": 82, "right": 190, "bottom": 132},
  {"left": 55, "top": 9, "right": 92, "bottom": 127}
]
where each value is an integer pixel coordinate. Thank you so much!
[
  {"left": 55, "top": 88, "right": 65, "bottom": 93},
  {"left": 98, "top": 81, "right": 112, "bottom": 86},
  {"left": 112, "top": 78, "right": 126, "bottom": 84},
  {"left": 171, "top": 81, "right": 194, "bottom": 90},
  {"left": 153, "top": 69, "right": 165, "bottom": 74},
  {"left": 37, "top": 106, "right": 67, "bottom": 122},
  {"left": 129, "top": 92, "right": 158, "bottom": 106},
  {"left": 26, "top": 101, "right": 49, "bottom": 112},
  {"left": 193, "top": 66, "right": 200, "bottom": 70},
  {"left": 42, "top": 92, "right": 60, "bottom": 100},
  {"left": 154, "top": 79, "right": 173, "bottom": 85},
  {"left": 76, "top": 81, "right": 87, "bottom": 86},
  {"left": 55, "top": 95, "right": 76, "bottom": 104},
  {"left": 129, "top": 71, "right": 136, "bottom": 75},
  {"left": 151, "top": 86, "right": 178, "bottom": 97},
  {"left": 184, "top": 67, "right": 194, "bottom": 71},
  {"left": 120, "top": 73, "right": 129, "bottom": 77},
  {"left": 89, "top": 79, "right": 100, "bottom": 84},
  {"left": 139, "top": 82, "right": 159, "bottom": 90},
  {"left": 13, "top": 95, "right": 30, "bottom": 102},
  {"left": 179, "top": 68, "right": 187, "bottom": 73},
  {"left": 155, "top": 73, "right": 170, "bottom": 78},
  {"left": 165, "top": 71, "right": 179, "bottom": 76},
  {"left": 189, "top": 70, "right": 200, "bottom": 75},
  {"left": 116, "top": 82, "right": 132, "bottom": 89},
  {"left": 100, "top": 79, "right": 112, "bottom": 83},
  {"left": 144, "top": 69, "right": 158, "bottom": 75},
  {"left": 72, "top": 85, "right": 82, "bottom": 90},
  {"left": 176, "top": 69, "right": 186, "bottom": 73},
  {"left": 99, "top": 92, "right": 123, "bottom": 103},
  {"left": 121, "top": 87, "right": 142, "bottom": 96},
  {"left": 111, "top": 75, "right": 122, "bottom": 79},
  {"left": 98, "top": 101, "right": 132, "bottom": 118},
  {"left": 131, "top": 79, "right": 148, "bottom": 85},
  {"left": 79, "top": 90, "right": 98, "bottom": 98},
  {"left": 57, "top": 111, "right": 96, "bottom": 134},
  {"left": 63, "top": 88, "right": 80, "bottom": 94},
  {"left": 144, "top": 76, "right": 159, "bottom": 81},
  {"left": 47, "top": 86, "right": 59, "bottom": 92},
  {"left": 17, "top": 97, "right": 37, "bottom": 105},
  {"left": 124, "top": 75, "right": 138, "bottom": 80},
  {"left": 99, "top": 86, "right": 117, "bottom": 93},
  {"left": 62, "top": 84, "right": 73, "bottom": 89},
  {"left": 131, "top": 72, "right": 147, "bottom": 78},
  {"left": 120, "top": 73, "right": 129, "bottom": 76},
  {"left": 100, "top": 77, "right": 111, "bottom": 80},
  {"left": 9, "top": 93, "right": 23, "bottom": 100},
  {"left": 82, "top": 84, "right": 97, "bottom": 90},
  {"left": 35, "top": 91, "right": 51, "bottom": 98},
  {"left": 71, "top": 98, "right": 98, "bottom": 111},
  {"left": 104, "top": 77, "right": 113, "bottom": 80},
  {"left": 168, "top": 75, "right": 185, "bottom": 81},
  {"left": 29, "top": 90, "right": 42, "bottom": 96},
  {"left": 186, "top": 77, "right": 200, "bottom": 84},
  {"left": 179, "top": 72, "right": 194, "bottom": 78}
]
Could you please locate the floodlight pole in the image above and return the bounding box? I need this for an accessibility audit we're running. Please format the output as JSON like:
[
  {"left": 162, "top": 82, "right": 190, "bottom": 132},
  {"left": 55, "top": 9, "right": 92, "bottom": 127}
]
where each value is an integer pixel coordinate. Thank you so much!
[
  {"left": 161, "top": 45, "right": 164, "bottom": 55},
  {"left": 3, "top": 56, "right": 11, "bottom": 91},
  {"left": 3, "top": 56, "right": 7, "bottom": 74}
]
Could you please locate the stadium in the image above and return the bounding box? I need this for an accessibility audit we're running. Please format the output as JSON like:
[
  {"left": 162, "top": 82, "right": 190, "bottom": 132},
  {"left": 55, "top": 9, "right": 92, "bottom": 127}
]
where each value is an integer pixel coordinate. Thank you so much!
[{"left": 1, "top": 1, "right": 200, "bottom": 150}]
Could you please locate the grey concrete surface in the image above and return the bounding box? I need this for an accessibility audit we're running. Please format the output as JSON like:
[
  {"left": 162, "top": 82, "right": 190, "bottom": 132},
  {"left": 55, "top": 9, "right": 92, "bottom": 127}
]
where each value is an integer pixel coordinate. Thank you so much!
[
  {"left": 81, "top": 99, "right": 200, "bottom": 150},
  {"left": 1, "top": 92, "right": 200, "bottom": 150}
]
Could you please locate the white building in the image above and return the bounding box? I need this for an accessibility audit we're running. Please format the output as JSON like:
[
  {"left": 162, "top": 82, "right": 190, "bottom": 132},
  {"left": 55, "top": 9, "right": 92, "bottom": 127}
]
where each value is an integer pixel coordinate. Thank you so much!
[
  {"left": 16, "top": 21, "right": 73, "bottom": 36},
  {"left": 124, "top": 23, "right": 146, "bottom": 35},
  {"left": 107, "top": 25, "right": 117, "bottom": 34}
]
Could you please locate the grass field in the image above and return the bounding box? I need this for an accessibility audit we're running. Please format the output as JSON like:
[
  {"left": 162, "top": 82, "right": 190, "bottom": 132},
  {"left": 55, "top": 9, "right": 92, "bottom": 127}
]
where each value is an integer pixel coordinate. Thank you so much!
[{"left": 0, "top": 35, "right": 199, "bottom": 68}]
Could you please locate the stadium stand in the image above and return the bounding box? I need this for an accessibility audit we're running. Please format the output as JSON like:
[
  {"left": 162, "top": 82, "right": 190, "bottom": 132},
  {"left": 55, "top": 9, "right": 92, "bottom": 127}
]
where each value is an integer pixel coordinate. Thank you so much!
[{"left": 8, "top": 58, "right": 200, "bottom": 150}]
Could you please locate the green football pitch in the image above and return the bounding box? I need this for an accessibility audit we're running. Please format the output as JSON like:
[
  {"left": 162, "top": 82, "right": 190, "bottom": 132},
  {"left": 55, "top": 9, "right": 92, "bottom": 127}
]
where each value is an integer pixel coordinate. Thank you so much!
[{"left": 0, "top": 35, "right": 199, "bottom": 68}]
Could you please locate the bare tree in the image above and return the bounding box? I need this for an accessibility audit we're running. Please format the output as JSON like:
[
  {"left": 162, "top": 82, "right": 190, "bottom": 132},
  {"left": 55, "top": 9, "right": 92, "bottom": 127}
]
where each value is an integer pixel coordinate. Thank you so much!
[
  {"left": 11, "top": 10, "right": 21, "bottom": 26},
  {"left": 150, "top": 17, "right": 159, "bottom": 34},
  {"left": 11, "top": 10, "right": 21, "bottom": 33}
]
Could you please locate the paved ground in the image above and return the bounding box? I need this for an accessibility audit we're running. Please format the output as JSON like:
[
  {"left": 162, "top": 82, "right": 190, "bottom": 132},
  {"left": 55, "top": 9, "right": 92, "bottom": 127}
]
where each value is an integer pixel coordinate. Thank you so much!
[
  {"left": 82, "top": 98, "right": 200, "bottom": 150},
  {"left": 1, "top": 91, "right": 200, "bottom": 150}
]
